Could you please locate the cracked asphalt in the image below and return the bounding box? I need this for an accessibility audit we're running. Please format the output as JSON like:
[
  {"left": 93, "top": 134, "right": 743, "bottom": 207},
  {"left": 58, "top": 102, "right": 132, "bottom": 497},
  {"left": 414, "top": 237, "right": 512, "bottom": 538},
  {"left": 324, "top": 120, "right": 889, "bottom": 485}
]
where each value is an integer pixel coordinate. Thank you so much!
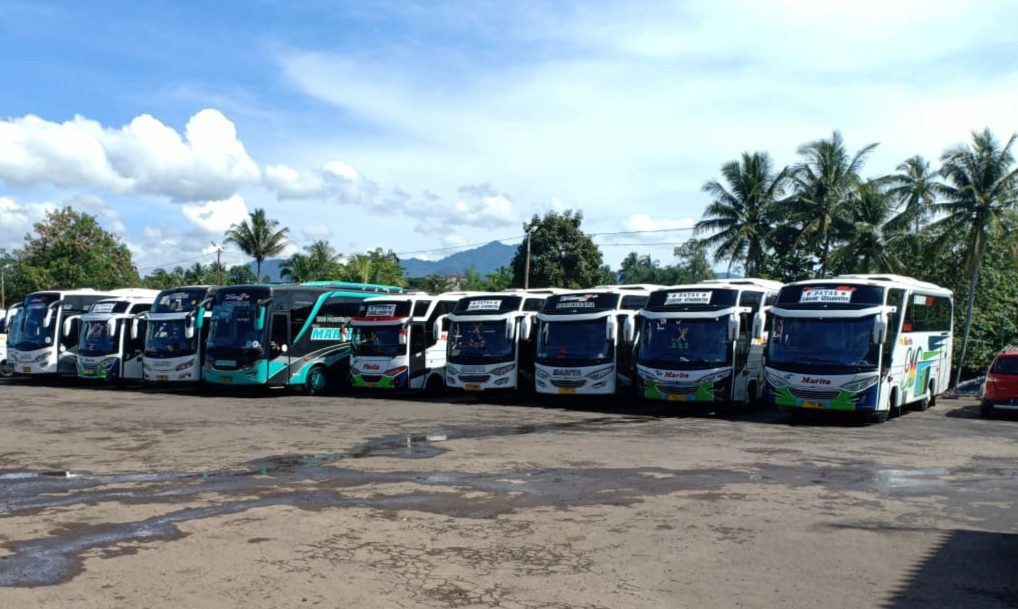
[{"left": 0, "top": 379, "right": 1016, "bottom": 609}]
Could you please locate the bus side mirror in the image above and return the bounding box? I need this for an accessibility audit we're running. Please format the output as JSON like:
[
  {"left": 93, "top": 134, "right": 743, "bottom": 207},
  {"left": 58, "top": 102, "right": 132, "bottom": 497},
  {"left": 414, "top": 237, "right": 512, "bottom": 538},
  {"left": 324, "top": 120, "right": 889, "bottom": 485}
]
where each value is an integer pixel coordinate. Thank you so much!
[
  {"left": 520, "top": 319, "right": 531, "bottom": 341},
  {"left": 752, "top": 311, "right": 766, "bottom": 341},
  {"left": 63, "top": 316, "right": 73, "bottom": 337},
  {"left": 873, "top": 315, "right": 888, "bottom": 344},
  {"left": 255, "top": 306, "right": 266, "bottom": 331},
  {"left": 506, "top": 320, "right": 516, "bottom": 341},
  {"left": 195, "top": 306, "right": 206, "bottom": 329},
  {"left": 728, "top": 314, "right": 740, "bottom": 341},
  {"left": 433, "top": 315, "right": 447, "bottom": 341},
  {"left": 184, "top": 322, "right": 195, "bottom": 340},
  {"left": 107, "top": 318, "right": 117, "bottom": 336},
  {"left": 399, "top": 328, "right": 408, "bottom": 345},
  {"left": 131, "top": 318, "right": 139, "bottom": 340},
  {"left": 44, "top": 308, "right": 54, "bottom": 329},
  {"left": 606, "top": 317, "right": 617, "bottom": 341}
]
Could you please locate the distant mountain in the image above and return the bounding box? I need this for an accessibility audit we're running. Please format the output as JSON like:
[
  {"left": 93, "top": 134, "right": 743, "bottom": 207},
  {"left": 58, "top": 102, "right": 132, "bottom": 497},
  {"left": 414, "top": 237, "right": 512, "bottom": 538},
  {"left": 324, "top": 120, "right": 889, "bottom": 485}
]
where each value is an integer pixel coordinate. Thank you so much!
[{"left": 401, "top": 241, "right": 517, "bottom": 278}]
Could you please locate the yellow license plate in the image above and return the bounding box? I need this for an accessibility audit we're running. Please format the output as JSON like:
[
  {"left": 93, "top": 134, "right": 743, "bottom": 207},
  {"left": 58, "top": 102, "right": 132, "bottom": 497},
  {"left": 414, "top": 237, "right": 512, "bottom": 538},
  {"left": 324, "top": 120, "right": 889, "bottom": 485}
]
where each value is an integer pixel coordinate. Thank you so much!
[
  {"left": 365, "top": 382, "right": 376, "bottom": 388},
  {"left": 667, "top": 394, "right": 688, "bottom": 402},
  {"left": 558, "top": 387, "right": 576, "bottom": 395},
  {"left": 82, "top": 370, "right": 94, "bottom": 376},
  {"left": 219, "top": 375, "right": 233, "bottom": 383},
  {"left": 157, "top": 375, "right": 168, "bottom": 382},
  {"left": 22, "top": 367, "right": 31, "bottom": 373},
  {"left": 801, "top": 400, "right": 824, "bottom": 409},
  {"left": 465, "top": 384, "right": 481, "bottom": 391}
]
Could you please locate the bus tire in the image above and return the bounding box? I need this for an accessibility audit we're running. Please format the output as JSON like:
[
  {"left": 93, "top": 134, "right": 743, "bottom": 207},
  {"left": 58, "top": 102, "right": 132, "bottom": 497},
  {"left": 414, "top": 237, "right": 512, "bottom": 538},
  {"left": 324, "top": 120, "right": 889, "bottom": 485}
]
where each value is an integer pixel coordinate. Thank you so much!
[
  {"left": 745, "top": 381, "right": 758, "bottom": 410},
  {"left": 888, "top": 390, "right": 901, "bottom": 418},
  {"left": 0, "top": 360, "right": 13, "bottom": 377},
  {"left": 927, "top": 381, "right": 937, "bottom": 409},
  {"left": 980, "top": 400, "right": 995, "bottom": 419},
  {"left": 305, "top": 365, "right": 329, "bottom": 396},
  {"left": 425, "top": 374, "right": 444, "bottom": 396},
  {"left": 869, "top": 410, "right": 889, "bottom": 424}
]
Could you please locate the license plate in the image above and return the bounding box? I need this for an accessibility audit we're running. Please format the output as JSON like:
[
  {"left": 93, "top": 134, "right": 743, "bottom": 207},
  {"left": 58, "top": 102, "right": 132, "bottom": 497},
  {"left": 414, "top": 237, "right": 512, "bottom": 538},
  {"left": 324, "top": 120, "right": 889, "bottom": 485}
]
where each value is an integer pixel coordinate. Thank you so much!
[
  {"left": 82, "top": 370, "right": 94, "bottom": 376},
  {"left": 465, "top": 384, "right": 481, "bottom": 391},
  {"left": 366, "top": 382, "right": 376, "bottom": 388},
  {"left": 219, "top": 375, "right": 233, "bottom": 383},
  {"left": 801, "top": 400, "right": 824, "bottom": 409},
  {"left": 558, "top": 387, "right": 576, "bottom": 395},
  {"left": 667, "top": 394, "right": 688, "bottom": 402},
  {"left": 157, "top": 375, "right": 168, "bottom": 382},
  {"left": 22, "top": 367, "right": 30, "bottom": 373}
]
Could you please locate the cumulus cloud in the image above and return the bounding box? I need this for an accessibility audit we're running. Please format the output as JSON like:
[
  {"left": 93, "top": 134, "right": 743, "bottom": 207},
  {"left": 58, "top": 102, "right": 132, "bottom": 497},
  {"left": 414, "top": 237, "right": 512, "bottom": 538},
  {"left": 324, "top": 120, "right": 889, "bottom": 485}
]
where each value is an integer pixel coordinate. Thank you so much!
[
  {"left": 412, "top": 184, "right": 520, "bottom": 236},
  {"left": 0, "top": 197, "right": 56, "bottom": 250},
  {"left": 302, "top": 224, "right": 334, "bottom": 242},
  {"left": 0, "top": 109, "right": 259, "bottom": 201},
  {"left": 180, "top": 194, "right": 250, "bottom": 235},
  {"left": 263, "top": 160, "right": 377, "bottom": 204},
  {"left": 65, "top": 193, "right": 126, "bottom": 234}
]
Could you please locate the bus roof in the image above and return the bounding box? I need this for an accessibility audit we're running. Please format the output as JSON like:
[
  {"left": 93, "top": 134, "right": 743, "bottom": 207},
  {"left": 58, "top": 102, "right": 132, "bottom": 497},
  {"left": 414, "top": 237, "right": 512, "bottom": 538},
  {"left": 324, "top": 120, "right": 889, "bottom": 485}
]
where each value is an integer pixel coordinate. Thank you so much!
[
  {"left": 301, "top": 280, "right": 404, "bottom": 293},
  {"left": 786, "top": 274, "right": 951, "bottom": 296}
]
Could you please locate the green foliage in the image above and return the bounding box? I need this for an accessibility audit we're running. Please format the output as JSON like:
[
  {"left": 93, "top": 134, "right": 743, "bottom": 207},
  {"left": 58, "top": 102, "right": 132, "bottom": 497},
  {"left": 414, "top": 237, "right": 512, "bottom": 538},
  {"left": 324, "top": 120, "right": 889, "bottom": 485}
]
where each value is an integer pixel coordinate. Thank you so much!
[
  {"left": 224, "top": 208, "right": 291, "bottom": 280},
  {"left": 227, "top": 265, "right": 257, "bottom": 285},
  {"left": 618, "top": 239, "right": 715, "bottom": 285},
  {"left": 10, "top": 207, "right": 139, "bottom": 302},
  {"left": 510, "top": 210, "right": 609, "bottom": 289},
  {"left": 484, "top": 266, "right": 514, "bottom": 291},
  {"left": 339, "top": 248, "right": 406, "bottom": 287},
  {"left": 407, "top": 275, "right": 450, "bottom": 294},
  {"left": 461, "top": 266, "right": 487, "bottom": 291}
]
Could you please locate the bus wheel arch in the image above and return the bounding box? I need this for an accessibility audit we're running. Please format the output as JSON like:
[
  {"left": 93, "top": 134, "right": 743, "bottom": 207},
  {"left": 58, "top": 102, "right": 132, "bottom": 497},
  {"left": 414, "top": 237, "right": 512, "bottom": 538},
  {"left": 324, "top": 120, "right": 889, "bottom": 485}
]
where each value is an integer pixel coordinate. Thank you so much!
[
  {"left": 305, "top": 365, "right": 329, "bottom": 396},
  {"left": 888, "top": 387, "right": 901, "bottom": 418},
  {"left": 926, "top": 380, "right": 937, "bottom": 409},
  {"left": 425, "top": 373, "right": 445, "bottom": 396}
]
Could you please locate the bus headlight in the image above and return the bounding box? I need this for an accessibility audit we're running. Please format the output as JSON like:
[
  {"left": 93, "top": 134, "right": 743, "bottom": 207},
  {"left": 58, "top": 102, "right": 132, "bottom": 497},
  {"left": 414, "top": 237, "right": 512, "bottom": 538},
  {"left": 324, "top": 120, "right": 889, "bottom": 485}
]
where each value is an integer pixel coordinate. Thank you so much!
[
  {"left": 385, "top": 366, "right": 408, "bottom": 377},
  {"left": 841, "top": 377, "right": 878, "bottom": 393},
  {"left": 536, "top": 368, "right": 550, "bottom": 379},
  {"left": 490, "top": 364, "right": 515, "bottom": 376},
  {"left": 700, "top": 370, "right": 731, "bottom": 384},
  {"left": 586, "top": 366, "right": 614, "bottom": 380},
  {"left": 34, "top": 353, "right": 51, "bottom": 363},
  {"left": 765, "top": 370, "right": 786, "bottom": 388},
  {"left": 101, "top": 357, "right": 118, "bottom": 368},
  {"left": 445, "top": 365, "right": 459, "bottom": 376},
  {"left": 175, "top": 359, "right": 195, "bottom": 372}
]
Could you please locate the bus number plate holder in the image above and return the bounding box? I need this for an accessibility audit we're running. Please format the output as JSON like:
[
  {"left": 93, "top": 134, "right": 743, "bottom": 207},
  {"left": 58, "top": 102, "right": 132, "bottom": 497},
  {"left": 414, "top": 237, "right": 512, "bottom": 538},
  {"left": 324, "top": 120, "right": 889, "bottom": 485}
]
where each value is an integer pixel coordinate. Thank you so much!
[
  {"left": 668, "top": 394, "right": 688, "bottom": 402},
  {"left": 157, "top": 375, "right": 168, "bottom": 382},
  {"left": 801, "top": 400, "right": 824, "bottom": 409},
  {"left": 220, "top": 375, "right": 233, "bottom": 383},
  {"left": 558, "top": 387, "right": 576, "bottom": 395},
  {"left": 465, "top": 384, "right": 481, "bottom": 391}
]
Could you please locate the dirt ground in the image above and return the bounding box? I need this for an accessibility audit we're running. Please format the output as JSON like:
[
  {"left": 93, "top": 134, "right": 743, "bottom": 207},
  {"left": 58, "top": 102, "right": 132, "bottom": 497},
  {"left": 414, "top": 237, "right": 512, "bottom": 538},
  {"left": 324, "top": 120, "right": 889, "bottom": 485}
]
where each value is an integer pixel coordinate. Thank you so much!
[{"left": 0, "top": 379, "right": 1016, "bottom": 609}]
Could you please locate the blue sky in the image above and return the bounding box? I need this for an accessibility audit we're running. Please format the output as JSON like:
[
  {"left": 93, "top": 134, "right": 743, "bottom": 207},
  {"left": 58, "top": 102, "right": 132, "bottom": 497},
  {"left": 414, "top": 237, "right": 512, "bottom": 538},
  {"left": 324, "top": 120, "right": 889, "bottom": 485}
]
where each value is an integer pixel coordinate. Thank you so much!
[{"left": 2, "top": 0, "right": 1018, "bottom": 273}]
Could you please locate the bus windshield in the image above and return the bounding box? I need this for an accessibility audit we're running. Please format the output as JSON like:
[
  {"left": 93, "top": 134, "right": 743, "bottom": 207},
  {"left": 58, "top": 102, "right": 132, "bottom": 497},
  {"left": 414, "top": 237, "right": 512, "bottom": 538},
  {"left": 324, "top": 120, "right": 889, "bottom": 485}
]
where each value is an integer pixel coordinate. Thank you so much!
[
  {"left": 146, "top": 319, "right": 197, "bottom": 357},
  {"left": 207, "top": 304, "right": 264, "bottom": 351},
  {"left": 79, "top": 320, "right": 121, "bottom": 356},
  {"left": 768, "top": 315, "right": 879, "bottom": 371},
  {"left": 352, "top": 324, "right": 404, "bottom": 357},
  {"left": 14, "top": 301, "right": 57, "bottom": 351},
  {"left": 449, "top": 320, "right": 513, "bottom": 360},
  {"left": 537, "top": 319, "right": 613, "bottom": 364},
  {"left": 639, "top": 317, "right": 730, "bottom": 368},
  {"left": 6, "top": 308, "right": 24, "bottom": 346}
]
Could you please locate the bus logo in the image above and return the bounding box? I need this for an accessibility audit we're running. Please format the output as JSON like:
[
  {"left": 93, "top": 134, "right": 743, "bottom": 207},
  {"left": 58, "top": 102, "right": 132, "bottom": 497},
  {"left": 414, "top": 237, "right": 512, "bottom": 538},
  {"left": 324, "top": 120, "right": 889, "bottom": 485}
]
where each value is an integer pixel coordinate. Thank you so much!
[
  {"left": 664, "top": 291, "right": 712, "bottom": 305},
  {"left": 311, "top": 327, "right": 347, "bottom": 341},
  {"left": 800, "top": 287, "right": 856, "bottom": 304},
  {"left": 466, "top": 299, "right": 502, "bottom": 312}
]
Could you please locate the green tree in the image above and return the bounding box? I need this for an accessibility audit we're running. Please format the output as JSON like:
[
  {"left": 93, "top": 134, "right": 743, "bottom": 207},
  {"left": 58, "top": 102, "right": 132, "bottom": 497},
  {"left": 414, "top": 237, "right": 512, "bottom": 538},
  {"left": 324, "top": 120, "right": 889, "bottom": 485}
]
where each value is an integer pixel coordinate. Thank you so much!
[
  {"left": 510, "top": 210, "right": 609, "bottom": 289},
  {"left": 224, "top": 208, "right": 291, "bottom": 280},
  {"left": 787, "top": 131, "right": 878, "bottom": 277},
  {"left": 16, "top": 207, "right": 139, "bottom": 296},
  {"left": 461, "top": 266, "right": 487, "bottom": 291},
  {"left": 143, "top": 267, "right": 185, "bottom": 290},
  {"left": 828, "top": 179, "right": 914, "bottom": 274},
  {"left": 183, "top": 262, "right": 211, "bottom": 285},
  {"left": 226, "top": 264, "right": 258, "bottom": 285},
  {"left": 672, "top": 239, "right": 715, "bottom": 283},
  {"left": 930, "top": 128, "right": 1018, "bottom": 385},
  {"left": 305, "top": 240, "right": 343, "bottom": 278},
  {"left": 696, "top": 152, "right": 788, "bottom": 276},
  {"left": 889, "top": 155, "right": 938, "bottom": 234},
  {"left": 483, "top": 266, "right": 514, "bottom": 291},
  {"left": 407, "top": 275, "right": 449, "bottom": 294},
  {"left": 280, "top": 254, "right": 320, "bottom": 283},
  {"left": 340, "top": 248, "right": 406, "bottom": 287}
]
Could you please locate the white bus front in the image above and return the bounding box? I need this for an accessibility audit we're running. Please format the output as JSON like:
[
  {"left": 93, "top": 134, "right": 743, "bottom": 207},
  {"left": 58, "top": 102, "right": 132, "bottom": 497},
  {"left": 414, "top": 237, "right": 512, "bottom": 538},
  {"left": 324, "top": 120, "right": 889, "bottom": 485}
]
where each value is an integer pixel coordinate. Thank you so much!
[
  {"left": 9, "top": 292, "right": 74, "bottom": 375},
  {"left": 142, "top": 287, "right": 214, "bottom": 383},
  {"left": 447, "top": 314, "right": 525, "bottom": 392}
]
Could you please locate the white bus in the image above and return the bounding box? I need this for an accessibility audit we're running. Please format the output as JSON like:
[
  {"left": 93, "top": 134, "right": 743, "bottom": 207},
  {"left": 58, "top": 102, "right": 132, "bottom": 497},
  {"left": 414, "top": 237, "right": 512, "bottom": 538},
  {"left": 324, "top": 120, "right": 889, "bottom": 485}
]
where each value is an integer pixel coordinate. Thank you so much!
[
  {"left": 8, "top": 289, "right": 130, "bottom": 376},
  {"left": 1, "top": 303, "right": 24, "bottom": 377},
  {"left": 139, "top": 286, "right": 218, "bottom": 384},
  {"left": 445, "top": 289, "right": 559, "bottom": 393},
  {"left": 635, "top": 279, "right": 783, "bottom": 408},
  {"left": 349, "top": 292, "right": 475, "bottom": 392},
  {"left": 765, "top": 274, "right": 953, "bottom": 423},
  {"left": 77, "top": 290, "right": 160, "bottom": 382},
  {"left": 534, "top": 285, "right": 657, "bottom": 396}
]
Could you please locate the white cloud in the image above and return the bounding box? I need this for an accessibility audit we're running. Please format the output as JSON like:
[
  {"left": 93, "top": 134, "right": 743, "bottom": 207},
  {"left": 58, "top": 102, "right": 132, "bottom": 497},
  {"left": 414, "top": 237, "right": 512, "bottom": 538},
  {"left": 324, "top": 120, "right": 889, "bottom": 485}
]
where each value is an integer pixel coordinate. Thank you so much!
[
  {"left": 180, "top": 194, "right": 250, "bottom": 235},
  {"left": 0, "top": 109, "right": 259, "bottom": 201},
  {"left": 412, "top": 187, "right": 520, "bottom": 236},
  {"left": 65, "top": 193, "right": 126, "bottom": 234},
  {"left": 263, "top": 160, "right": 376, "bottom": 204},
  {"left": 0, "top": 196, "right": 56, "bottom": 250},
  {"left": 302, "top": 224, "right": 334, "bottom": 242}
]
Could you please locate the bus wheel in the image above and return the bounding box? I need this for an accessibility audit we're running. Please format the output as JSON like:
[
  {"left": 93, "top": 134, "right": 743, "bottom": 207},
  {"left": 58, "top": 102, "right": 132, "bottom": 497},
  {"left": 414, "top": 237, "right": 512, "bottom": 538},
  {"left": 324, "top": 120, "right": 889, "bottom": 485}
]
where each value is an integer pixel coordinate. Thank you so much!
[
  {"left": 926, "top": 382, "right": 937, "bottom": 409},
  {"left": 0, "top": 360, "right": 13, "bottom": 378},
  {"left": 425, "top": 374, "right": 444, "bottom": 396},
  {"left": 305, "top": 365, "right": 329, "bottom": 396},
  {"left": 869, "top": 410, "right": 890, "bottom": 424}
]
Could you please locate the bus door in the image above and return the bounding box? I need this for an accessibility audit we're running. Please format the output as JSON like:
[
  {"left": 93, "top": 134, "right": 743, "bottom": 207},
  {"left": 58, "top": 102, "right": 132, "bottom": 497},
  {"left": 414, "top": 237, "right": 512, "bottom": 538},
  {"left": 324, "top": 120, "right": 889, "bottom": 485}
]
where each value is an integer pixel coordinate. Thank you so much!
[
  {"left": 410, "top": 322, "right": 427, "bottom": 381},
  {"left": 269, "top": 312, "right": 291, "bottom": 383},
  {"left": 123, "top": 317, "right": 147, "bottom": 379}
]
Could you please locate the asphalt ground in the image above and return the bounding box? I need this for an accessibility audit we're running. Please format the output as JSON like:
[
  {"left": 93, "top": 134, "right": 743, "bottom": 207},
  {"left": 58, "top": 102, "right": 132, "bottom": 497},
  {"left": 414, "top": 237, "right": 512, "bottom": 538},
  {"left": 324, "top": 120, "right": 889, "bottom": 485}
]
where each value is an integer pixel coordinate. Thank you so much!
[{"left": 0, "top": 378, "right": 1016, "bottom": 609}]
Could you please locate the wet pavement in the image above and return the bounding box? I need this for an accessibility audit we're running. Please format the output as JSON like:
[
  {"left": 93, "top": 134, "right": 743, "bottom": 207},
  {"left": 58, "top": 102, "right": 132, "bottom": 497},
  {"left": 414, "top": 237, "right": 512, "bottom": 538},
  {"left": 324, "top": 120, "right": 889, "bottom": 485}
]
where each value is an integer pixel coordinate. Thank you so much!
[{"left": 0, "top": 380, "right": 1016, "bottom": 608}]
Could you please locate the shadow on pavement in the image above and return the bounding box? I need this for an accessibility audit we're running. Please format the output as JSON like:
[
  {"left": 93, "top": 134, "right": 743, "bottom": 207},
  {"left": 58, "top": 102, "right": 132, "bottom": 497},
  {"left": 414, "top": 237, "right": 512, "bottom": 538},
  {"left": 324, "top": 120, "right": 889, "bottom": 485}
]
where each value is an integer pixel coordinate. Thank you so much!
[{"left": 881, "top": 529, "right": 1018, "bottom": 609}]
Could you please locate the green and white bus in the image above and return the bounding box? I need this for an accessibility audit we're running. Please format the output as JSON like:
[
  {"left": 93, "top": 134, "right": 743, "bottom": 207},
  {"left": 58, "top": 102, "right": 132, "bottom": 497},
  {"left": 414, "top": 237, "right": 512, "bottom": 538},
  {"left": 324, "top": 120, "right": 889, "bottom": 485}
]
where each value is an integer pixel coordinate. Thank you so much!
[
  {"left": 76, "top": 290, "right": 160, "bottom": 382},
  {"left": 203, "top": 282, "right": 402, "bottom": 393},
  {"left": 636, "top": 279, "right": 783, "bottom": 407},
  {"left": 765, "top": 274, "right": 953, "bottom": 423}
]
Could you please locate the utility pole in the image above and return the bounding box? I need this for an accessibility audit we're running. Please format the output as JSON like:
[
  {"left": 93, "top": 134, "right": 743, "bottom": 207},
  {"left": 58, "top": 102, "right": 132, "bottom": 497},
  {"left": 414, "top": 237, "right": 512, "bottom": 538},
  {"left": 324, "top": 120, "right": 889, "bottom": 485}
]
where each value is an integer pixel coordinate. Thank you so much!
[
  {"left": 523, "top": 229, "right": 531, "bottom": 290},
  {"left": 1, "top": 263, "right": 7, "bottom": 310},
  {"left": 211, "top": 242, "right": 222, "bottom": 285}
]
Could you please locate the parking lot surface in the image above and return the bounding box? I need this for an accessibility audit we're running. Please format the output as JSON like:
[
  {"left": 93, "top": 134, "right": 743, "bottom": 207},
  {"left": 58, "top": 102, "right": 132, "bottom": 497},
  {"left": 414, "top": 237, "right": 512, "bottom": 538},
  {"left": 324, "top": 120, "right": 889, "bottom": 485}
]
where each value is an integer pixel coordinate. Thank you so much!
[{"left": 0, "top": 380, "right": 1016, "bottom": 609}]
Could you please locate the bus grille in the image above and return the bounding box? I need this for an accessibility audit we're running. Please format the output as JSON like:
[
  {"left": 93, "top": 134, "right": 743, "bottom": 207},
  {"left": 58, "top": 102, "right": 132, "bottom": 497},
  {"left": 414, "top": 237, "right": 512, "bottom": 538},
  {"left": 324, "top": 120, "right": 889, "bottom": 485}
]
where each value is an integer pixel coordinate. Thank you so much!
[
  {"left": 657, "top": 384, "right": 699, "bottom": 395},
  {"left": 550, "top": 379, "right": 587, "bottom": 388},
  {"left": 459, "top": 374, "right": 491, "bottom": 383},
  {"left": 790, "top": 387, "right": 840, "bottom": 400}
]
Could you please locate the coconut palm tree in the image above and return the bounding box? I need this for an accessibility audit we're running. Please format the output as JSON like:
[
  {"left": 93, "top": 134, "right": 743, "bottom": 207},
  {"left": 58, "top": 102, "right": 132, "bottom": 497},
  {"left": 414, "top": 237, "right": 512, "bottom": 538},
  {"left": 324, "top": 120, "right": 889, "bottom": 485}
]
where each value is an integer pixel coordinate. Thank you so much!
[
  {"left": 280, "top": 253, "right": 319, "bottom": 283},
  {"left": 829, "top": 179, "right": 913, "bottom": 274},
  {"left": 304, "top": 240, "right": 342, "bottom": 278},
  {"left": 695, "top": 152, "right": 789, "bottom": 277},
  {"left": 787, "top": 131, "right": 878, "bottom": 277},
  {"left": 888, "top": 155, "right": 938, "bottom": 233},
  {"left": 224, "top": 209, "right": 291, "bottom": 280},
  {"left": 930, "top": 128, "right": 1018, "bottom": 385}
]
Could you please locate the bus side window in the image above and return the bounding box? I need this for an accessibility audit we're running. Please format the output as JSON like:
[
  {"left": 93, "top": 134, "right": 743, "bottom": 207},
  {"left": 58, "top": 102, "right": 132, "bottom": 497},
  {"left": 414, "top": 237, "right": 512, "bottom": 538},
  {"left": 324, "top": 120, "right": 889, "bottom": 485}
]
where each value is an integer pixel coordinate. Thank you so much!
[
  {"left": 270, "top": 314, "right": 289, "bottom": 354},
  {"left": 62, "top": 317, "right": 81, "bottom": 348},
  {"left": 882, "top": 288, "right": 906, "bottom": 371},
  {"left": 411, "top": 325, "right": 426, "bottom": 352}
]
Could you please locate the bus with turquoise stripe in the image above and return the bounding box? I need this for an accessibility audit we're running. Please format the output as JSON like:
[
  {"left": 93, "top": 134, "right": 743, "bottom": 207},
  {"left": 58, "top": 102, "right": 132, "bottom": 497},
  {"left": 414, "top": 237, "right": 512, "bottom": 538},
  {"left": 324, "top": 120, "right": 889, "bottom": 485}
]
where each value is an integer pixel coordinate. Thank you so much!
[
  {"left": 635, "top": 279, "right": 782, "bottom": 408},
  {"left": 765, "top": 274, "right": 953, "bottom": 423},
  {"left": 203, "top": 282, "right": 403, "bottom": 394}
]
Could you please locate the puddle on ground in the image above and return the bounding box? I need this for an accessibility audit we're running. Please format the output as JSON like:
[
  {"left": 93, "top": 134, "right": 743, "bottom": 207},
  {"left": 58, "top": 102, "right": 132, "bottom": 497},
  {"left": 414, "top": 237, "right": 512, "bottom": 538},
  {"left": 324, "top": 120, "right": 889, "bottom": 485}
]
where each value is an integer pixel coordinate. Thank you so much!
[{"left": 1, "top": 415, "right": 1016, "bottom": 588}]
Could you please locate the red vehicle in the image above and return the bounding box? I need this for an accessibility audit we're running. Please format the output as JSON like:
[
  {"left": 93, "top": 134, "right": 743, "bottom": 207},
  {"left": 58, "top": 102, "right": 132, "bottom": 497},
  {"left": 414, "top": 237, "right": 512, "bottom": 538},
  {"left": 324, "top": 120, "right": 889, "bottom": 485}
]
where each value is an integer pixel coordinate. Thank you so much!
[{"left": 981, "top": 346, "right": 1018, "bottom": 417}]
